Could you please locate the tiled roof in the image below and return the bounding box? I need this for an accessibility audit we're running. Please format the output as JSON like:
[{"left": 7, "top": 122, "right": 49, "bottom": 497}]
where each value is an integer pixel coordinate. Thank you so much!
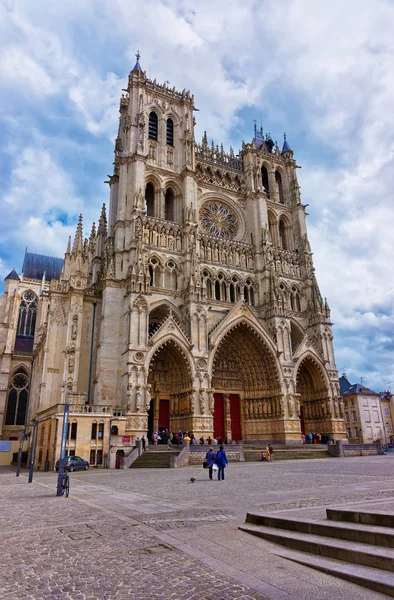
[
  {"left": 22, "top": 251, "right": 63, "bottom": 281},
  {"left": 4, "top": 268, "right": 20, "bottom": 281}
]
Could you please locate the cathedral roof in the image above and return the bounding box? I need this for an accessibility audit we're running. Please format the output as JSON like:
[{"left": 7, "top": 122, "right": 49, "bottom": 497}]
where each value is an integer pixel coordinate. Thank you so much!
[
  {"left": 4, "top": 268, "right": 20, "bottom": 281},
  {"left": 22, "top": 251, "right": 63, "bottom": 281}
]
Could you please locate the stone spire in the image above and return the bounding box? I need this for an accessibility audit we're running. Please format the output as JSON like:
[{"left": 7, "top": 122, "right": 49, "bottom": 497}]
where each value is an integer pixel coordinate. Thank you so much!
[
  {"left": 131, "top": 50, "right": 142, "bottom": 72},
  {"left": 72, "top": 214, "right": 83, "bottom": 254}
]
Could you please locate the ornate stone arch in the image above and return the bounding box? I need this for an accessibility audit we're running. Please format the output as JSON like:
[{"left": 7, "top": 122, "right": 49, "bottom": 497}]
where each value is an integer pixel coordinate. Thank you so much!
[
  {"left": 294, "top": 352, "right": 330, "bottom": 397},
  {"left": 145, "top": 335, "right": 195, "bottom": 382}
]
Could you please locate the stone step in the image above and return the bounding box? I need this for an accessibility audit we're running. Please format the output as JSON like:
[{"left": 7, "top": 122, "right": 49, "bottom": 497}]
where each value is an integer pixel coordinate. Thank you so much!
[
  {"left": 245, "top": 513, "right": 394, "bottom": 548},
  {"left": 130, "top": 451, "right": 180, "bottom": 468},
  {"left": 274, "top": 548, "right": 394, "bottom": 598},
  {"left": 244, "top": 448, "right": 332, "bottom": 461},
  {"left": 238, "top": 523, "right": 394, "bottom": 571},
  {"left": 327, "top": 508, "right": 394, "bottom": 528}
]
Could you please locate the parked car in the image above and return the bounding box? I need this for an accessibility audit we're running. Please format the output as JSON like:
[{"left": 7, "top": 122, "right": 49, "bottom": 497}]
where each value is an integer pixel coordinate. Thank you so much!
[{"left": 55, "top": 456, "right": 89, "bottom": 472}]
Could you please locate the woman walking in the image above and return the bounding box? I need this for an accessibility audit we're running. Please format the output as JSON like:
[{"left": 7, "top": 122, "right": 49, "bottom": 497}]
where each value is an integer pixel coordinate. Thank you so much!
[
  {"left": 205, "top": 447, "right": 216, "bottom": 480},
  {"left": 215, "top": 445, "right": 228, "bottom": 481}
]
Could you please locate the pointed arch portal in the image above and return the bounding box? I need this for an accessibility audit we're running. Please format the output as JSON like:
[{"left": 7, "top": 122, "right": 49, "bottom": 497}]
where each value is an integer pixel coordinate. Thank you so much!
[
  {"left": 296, "top": 356, "right": 331, "bottom": 434},
  {"left": 147, "top": 340, "right": 192, "bottom": 440},
  {"left": 211, "top": 323, "right": 281, "bottom": 441}
]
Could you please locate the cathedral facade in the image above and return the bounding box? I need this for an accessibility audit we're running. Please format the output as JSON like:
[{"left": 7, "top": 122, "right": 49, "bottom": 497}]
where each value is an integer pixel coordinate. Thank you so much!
[{"left": 0, "top": 56, "right": 346, "bottom": 468}]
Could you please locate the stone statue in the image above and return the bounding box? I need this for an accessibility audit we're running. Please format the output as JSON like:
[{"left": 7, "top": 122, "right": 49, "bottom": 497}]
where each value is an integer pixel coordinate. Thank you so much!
[
  {"left": 199, "top": 390, "right": 205, "bottom": 413},
  {"left": 71, "top": 315, "right": 78, "bottom": 341}
]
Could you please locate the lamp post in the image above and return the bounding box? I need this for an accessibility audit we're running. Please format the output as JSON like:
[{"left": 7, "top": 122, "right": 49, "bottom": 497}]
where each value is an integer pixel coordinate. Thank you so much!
[
  {"left": 56, "top": 403, "right": 70, "bottom": 496},
  {"left": 28, "top": 419, "right": 38, "bottom": 483}
]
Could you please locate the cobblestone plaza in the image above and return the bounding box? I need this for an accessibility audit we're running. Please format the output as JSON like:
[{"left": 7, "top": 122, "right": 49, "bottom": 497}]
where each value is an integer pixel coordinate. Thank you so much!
[{"left": 2, "top": 456, "right": 394, "bottom": 599}]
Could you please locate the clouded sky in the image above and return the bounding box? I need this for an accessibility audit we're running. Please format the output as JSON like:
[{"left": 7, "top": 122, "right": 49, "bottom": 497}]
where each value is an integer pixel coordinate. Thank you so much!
[{"left": 1, "top": 0, "right": 393, "bottom": 392}]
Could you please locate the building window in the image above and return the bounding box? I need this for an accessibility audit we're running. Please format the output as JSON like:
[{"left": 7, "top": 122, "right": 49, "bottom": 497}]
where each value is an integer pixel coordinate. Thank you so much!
[
  {"left": 384, "top": 407, "right": 390, "bottom": 417},
  {"left": 344, "top": 399, "right": 348, "bottom": 409},
  {"left": 97, "top": 449, "right": 103, "bottom": 465},
  {"left": 17, "top": 291, "right": 38, "bottom": 337},
  {"left": 70, "top": 422, "right": 77, "bottom": 440},
  {"left": 91, "top": 422, "right": 97, "bottom": 440},
  {"left": 275, "top": 170, "right": 284, "bottom": 204},
  {"left": 145, "top": 183, "right": 155, "bottom": 217},
  {"left": 165, "top": 188, "right": 175, "bottom": 221},
  {"left": 90, "top": 449, "right": 96, "bottom": 465},
  {"left": 98, "top": 423, "right": 104, "bottom": 440},
  {"left": 166, "top": 118, "right": 174, "bottom": 146},
  {"left": 5, "top": 369, "right": 29, "bottom": 426},
  {"left": 354, "top": 427, "right": 359, "bottom": 438},
  {"left": 351, "top": 411, "right": 357, "bottom": 422},
  {"left": 148, "top": 111, "right": 158, "bottom": 140},
  {"left": 350, "top": 399, "right": 355, "bottom": 406},
  {"left": 261, "top": 166, "right": 269, "bottom": 195},
  {"left": 387, "top": 422, "right": 392, "bottom": 433},
  {"left": 346, "top": 427, "right": 351, "bottom": 439},
  {"left": 345, "top": 413, "right": 350, "bottom": 423}
]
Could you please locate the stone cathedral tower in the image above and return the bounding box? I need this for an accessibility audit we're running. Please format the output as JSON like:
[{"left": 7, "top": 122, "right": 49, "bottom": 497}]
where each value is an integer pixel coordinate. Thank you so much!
[{"left": 0, "top": 55, "right": 346, "bottom": 468}]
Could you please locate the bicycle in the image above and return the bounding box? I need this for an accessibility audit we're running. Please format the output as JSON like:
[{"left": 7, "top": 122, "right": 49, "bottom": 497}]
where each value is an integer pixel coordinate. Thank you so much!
[{"left": 61, "top": 471, "right": 70, "bottom": 497}]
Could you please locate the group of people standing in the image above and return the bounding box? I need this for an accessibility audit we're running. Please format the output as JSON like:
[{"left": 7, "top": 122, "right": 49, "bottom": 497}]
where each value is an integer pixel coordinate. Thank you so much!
[
  {"left": 151, "top": 430, "right": 197, "bottom": 449},
  {"left": 204, "top": 445, "right": 228, "bottom": 480},
  {"left": 302, "top": 432, "right": 327, "bottom": 444}
]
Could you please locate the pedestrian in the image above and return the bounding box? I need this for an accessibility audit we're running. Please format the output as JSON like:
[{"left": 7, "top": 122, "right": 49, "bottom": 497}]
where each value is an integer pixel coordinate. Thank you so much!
[
  {"left": 215, "top": 444, "right": 228, "bottom": 480},
  {"left": 205, "top": 447, "right": 216, "bottom": 480},
  {"left": 268, "top": 444, "right": 273, "bottom": 461},
  {"left": 177, "top": 430, "right": 183, "bottom": 448},
  {"left": 190, "top": 433, "right": 196, "bottom": 445},
  {"left": 184, "top": 432, "right": 191, "bottom": 443},
  {"left": 199, "top": 436, "right": 204, "bottom": 445},
  {"left": 141, "top": 435, "right": 146, "bottom": 452},
  {"left": 153, "top": 431, "right": 158, "bottom": 445},
  {"left": 167, "top": 436, "right": 172, "bottom": 451}
]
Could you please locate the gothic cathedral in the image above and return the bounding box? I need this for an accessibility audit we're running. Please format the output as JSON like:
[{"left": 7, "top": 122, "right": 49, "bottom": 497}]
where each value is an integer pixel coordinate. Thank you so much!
[{"left": 0, "top": 56, "right": 346, "bottom": 468}]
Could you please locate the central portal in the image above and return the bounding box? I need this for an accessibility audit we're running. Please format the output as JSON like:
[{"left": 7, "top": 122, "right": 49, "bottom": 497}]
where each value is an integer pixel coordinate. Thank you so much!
[{"left": 211, "top": 322, "right": 282, "bottom": 441}]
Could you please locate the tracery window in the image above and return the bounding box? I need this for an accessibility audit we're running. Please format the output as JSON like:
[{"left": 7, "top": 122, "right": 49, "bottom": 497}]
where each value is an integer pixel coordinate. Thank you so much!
[
  {"left": 17, "top": 291, "right": 37, "bottom": 337},
  {"left": 5, "top": 368, "right": 29, "bottom": 426},
  {"left": 166, "top": 118, "right": 174, "bottom": 146},
  {"left": 148, "top": 111, "right": 158, "bottom": 141}
]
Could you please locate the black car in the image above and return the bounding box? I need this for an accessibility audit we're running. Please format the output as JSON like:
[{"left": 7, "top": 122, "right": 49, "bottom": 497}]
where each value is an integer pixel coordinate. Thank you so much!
[{"left": 55, "top": 456, "right": 89, "bottom": 472}]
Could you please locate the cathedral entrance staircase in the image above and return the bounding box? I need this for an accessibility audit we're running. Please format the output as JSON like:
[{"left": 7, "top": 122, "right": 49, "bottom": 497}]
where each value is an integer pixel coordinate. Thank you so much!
[
  {"left": 243, "top": 444, "right": 332, "bottom": 462},
  {"left": 239, "top": 509, "right": 394, "bottom": 597},
  {"left": 130, "top": 446, "right": 180, "bottom": 468}
]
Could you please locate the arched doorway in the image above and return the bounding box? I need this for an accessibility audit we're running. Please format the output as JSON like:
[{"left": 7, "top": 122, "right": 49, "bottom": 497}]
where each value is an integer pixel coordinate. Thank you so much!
[
  {"left": 147, "top": 340, "right": 192, "bottom": 441},
  {"left": 296, "top": 356, "right": 330, "bottom": 437},
  {"left": 211, "top": 323, "right": 281, "bottom": 441}
]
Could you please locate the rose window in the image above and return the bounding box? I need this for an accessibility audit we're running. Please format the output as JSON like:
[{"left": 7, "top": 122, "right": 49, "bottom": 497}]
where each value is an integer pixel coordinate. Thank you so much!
[{"left": 200, "top": 201, "right": 238, "bottom": 239}]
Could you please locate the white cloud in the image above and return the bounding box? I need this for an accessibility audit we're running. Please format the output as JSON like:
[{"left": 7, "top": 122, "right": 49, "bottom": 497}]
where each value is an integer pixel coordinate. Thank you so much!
[{"left": 0, "top": 0, "right": 394, "bottom": 390}]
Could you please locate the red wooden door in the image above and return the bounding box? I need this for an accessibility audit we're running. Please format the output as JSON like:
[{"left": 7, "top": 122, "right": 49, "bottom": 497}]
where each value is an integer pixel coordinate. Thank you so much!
[
  {"left": 229, "top": 394, "right": 241, "bottom": 441},
  {"left": 213, "top": 393, "right": 225, "bottom": 440},
  {"left": 159, "top": 399, "right": 170, "bottom": 430}
]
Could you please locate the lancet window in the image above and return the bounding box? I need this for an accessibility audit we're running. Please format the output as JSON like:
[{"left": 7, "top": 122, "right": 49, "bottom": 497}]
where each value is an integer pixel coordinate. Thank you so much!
[
  {"left": 166, "top": 118, "right": 174, "bottom": 146},
  {"left": 261, "top": 165, "right": 270, "bottom": 196},
  {"left": 275, "top": 170, "right": 284, "bottom": 204},
  {"left": 17, "top": 291, "right": 37, "bottom": 337},
  {"left": 165, "top": 188, "right": 175, "bottom": 221},
  {"left": 145, "top": 183, "right": 155, "bottom": 217},
  {"left": 290, "top": 287, "right": 301, "bottom": 312},
  {"left": 5, "top": 368, "right": 29, "bottom": 426},
  {"left": 148, "top": 111, "right": 158, "bottom": 141}
]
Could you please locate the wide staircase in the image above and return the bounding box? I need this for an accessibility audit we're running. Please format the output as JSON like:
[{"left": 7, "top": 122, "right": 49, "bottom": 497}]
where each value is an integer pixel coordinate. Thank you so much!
[
  {"left": 244, "top": 444, "right": 332, "bottom": 462},
  {"left": 130, "top": 446, "right": 180, "bottom": 468},
  {"left": 239, "top": 508, "right": 394, "bottom": 597}
]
